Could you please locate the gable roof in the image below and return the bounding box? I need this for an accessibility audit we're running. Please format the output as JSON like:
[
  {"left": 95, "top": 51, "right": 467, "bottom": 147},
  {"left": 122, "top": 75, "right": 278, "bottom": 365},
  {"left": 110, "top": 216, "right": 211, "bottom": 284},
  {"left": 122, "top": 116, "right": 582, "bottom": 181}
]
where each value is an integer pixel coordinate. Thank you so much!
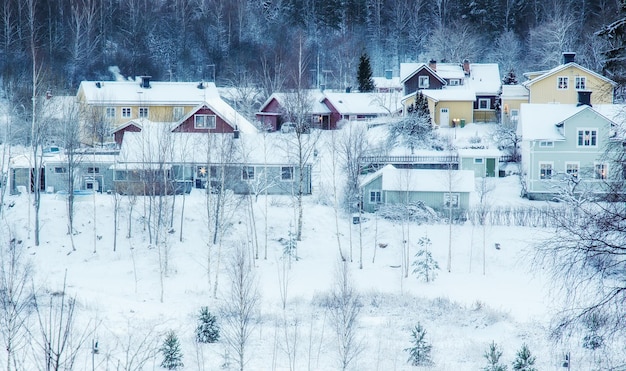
[
  {"left": 399, "top": 63, "right": 446, "bottom": 85},
  {"left": 323, "top": 92, "right": 402, "bottom": 115},
  {"left": 175, "top": 101, "right": 257, "bottom": 134},
  {"left": 522, "top": 62, "right": 617, "bottom": 88},
  {"left": 258, "top": 90, "right": 330, "bottom": 115},
  {"left": 518, "top": 103, "right": 598, "bottom": 141},
  {"left": 361, "top": 164, "right": 475, "bottom": 193}
]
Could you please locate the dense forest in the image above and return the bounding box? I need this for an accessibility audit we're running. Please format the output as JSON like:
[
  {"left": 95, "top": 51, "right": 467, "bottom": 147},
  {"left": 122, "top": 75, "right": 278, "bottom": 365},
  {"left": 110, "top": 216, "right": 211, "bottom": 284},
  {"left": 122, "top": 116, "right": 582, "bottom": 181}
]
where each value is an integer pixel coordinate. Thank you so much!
[{"left": 1, "top": 0, "right": 626, "bottom": 105}]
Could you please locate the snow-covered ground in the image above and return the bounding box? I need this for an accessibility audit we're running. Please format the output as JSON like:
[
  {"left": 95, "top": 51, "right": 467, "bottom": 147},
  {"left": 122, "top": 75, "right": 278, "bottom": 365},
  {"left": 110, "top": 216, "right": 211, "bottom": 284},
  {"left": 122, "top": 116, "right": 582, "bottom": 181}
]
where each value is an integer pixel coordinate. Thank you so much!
[{"left": 0, "top": 123, "right": 616, "bottom": 370}]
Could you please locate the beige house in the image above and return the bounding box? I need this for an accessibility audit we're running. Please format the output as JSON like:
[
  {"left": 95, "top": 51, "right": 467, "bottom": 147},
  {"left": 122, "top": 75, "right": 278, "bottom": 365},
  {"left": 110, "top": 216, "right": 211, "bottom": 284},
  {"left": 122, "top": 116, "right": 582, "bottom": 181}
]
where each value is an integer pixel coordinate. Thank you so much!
[
  {"left": 402, "top": 89, "right": 475, "bottom": 127},
  {"left": 500, "top": 84, "right": 529, "bottom": 126},
  {"left": 522, "top": 52, "right": 615, "bottom": 105}
]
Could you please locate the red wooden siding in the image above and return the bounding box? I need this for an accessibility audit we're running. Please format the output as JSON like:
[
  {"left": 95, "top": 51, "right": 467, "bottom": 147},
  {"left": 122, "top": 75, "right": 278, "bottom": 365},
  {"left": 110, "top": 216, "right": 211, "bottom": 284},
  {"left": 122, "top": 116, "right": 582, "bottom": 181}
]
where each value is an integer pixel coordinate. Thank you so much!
[{"left": 172, "top": 107, "right": 235, "bottom": 133}]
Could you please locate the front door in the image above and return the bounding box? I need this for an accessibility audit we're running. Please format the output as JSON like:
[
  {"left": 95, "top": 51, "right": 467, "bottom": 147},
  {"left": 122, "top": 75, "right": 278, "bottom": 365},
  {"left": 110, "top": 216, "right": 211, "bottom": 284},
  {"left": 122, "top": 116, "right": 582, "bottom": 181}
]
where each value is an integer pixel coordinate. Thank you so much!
[
  {"left": 440, "top": 108, "right": 450, "bottom": 126},
  {"left": 486, "top": 158, "right": 496, "bottom": 177}
]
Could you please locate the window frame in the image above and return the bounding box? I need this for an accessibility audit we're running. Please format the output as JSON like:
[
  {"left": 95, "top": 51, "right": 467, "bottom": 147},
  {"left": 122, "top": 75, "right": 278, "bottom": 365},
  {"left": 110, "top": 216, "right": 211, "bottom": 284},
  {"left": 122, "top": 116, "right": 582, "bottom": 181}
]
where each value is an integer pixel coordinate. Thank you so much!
[
  {"left": 443, "top": 193, "right": 460, "bottom": 208},
  {"left": 54, "top": 167, "right": 67, "bottom": 174},
  {"left": 557, "top": 76, "right": 569, "bottom": 90},
  {"left": 594, "top": 162, "right": 608, "bottom": 180},
  {"left": 369, "top": 190, "right": 381, "bottom": 204},
  {"left": 575, "top": 76, "right": 586, "bottom": 90},
  {"left": 418, "top": 76, "right": 429, "bottom": 89},
  {"left": 139, "top": 107, "right": 149, "bottom": 118},
  {"left": 565, "top": 162, "right": 579, "bottom": 179},
  {"left": 242, "top": 166, "right": 255, "bottom": 181},
  {"left": 121, "top": 107, "right": 132, "bottom": 118},
  {"left": 87, "top": 167, "right": 100, "bottom": 174},
  {"left": 280, "top": 166, "right": 294, "bottom": 181},
  {"left": 538, "top": 141, "right": 554, "bottom": 147},
  {"left": 577, "top": 128, "right": 598, "bottom": 147},
  {"left": 194, "top": 114, "right": 217, "bottom": 129},
  {"left": 173, "top": 106, "right": 184, "bottom": 120},
  {"left": 539, "top": 162, "right": 553, "bottom": 180},
  {"left": 105, "top": 107, "right": 116, "bottom": 118},
  {"left": 474, "top": 158, "right": 484, "bottom": 164},
  {"left": 478, "top": 98, "right": 490, "bottom": 110}
]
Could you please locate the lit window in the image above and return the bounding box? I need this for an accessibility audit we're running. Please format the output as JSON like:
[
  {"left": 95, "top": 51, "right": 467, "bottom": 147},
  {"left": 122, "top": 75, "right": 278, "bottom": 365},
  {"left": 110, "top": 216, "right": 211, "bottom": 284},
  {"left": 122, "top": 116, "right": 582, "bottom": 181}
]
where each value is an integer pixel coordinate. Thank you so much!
[
  {"left": 194, "top": 114, "right": 216, "bottom": 129},
  {"left": 577, "top": 129, "right": 597, "bottom": 147},
  {"left": 595, "top": 163, "right": 608, "bottom": 180},
  {"left": 540, "top": 163, "right": 553, "bottom": 179},
  {"left": 566, "top": 163, "right": 579, "bottom": 179},
  {"left": 281, "top": 166, "right": 293, "bottom": 181},
  {"left": 139, "top": 107, "right": 149, "bottom": 118},
  {"left": 557, "top": 77, "right": 569, "bottom": 89},
  {"left": 444, "top": 193, "right": 460, "bottom": 208},
  {"left": 106, "top": 107, "right": 116, "bottom": 118},
  {"left": 369, "top": 190, "right": 381, "bottom": 204},
  {"left": 575, "top": 76, "right": 586, "bottom": 90},
  {"left": 418, "top": 76, "right": 429, "bottom": 89},
  {"left": 121, "top": 107, "right": 132, "bottom": 118},
  {"left": 242, "top": 166, "right": 255, "bottom": 180}
]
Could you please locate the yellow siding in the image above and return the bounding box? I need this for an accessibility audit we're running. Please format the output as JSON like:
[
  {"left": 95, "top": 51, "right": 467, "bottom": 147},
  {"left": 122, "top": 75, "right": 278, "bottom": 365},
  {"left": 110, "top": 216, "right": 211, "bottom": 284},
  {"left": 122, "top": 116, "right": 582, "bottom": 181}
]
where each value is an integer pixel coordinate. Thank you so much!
[
  {"left": 434, "top": 101, "right": 473, "bottom": 126},
  {"left": 529, "top": 66, "right": 613, "bottom": 104}
]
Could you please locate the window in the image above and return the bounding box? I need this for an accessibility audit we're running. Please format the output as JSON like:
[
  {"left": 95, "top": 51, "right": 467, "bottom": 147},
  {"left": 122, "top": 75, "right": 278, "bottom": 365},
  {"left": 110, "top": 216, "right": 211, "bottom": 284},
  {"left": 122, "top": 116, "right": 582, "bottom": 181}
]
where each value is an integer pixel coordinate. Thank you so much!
[
  {"left": 369, "top": 190, "right": 381, "bottom": 204},
  {"left": 210, "top": 166, "right": 219, "bottom": 179},
  {"left": 418, "top": 76, "right": 429, "bottom": 88},
  {"left": 106, "top": 107, "right": 116, "bottom": 118},
  {"left": 448, "top": 79, "right": 460, "bottom": 86},
  {"left": 557, "top": 76, "right": 569, "bottom": 89},
  {"left": 194, "top": 114, "right": 216, "bottom": 129},
  {"left": 54, "top": 167, "right": 67, "bottom": 174},
  {"left": 115, "top": 170, "right": 127, "bottom": 180},
  {"left": 281, "top": 166, "right": 294, "bottom": 181},
  {"left": 539, "top": 141, "right": 554, "bottom": 147},
  {"left": 173, "top": 107, "right": 184, "bottom": 120},
  {"left": 595, "top": 163, "right": 608, "bottom": 180},
  {"left": 87, "top": 167, "right": 100, "bottom": 174},
  {"left": 478, "top": 98, "right": 490, "bottom": 110},
  {"left": 540, "top": 162, "right": 553, "bottom": 180},
  {"left": 566, "top": 162, "right": 579, "bottom": 179},
  {"left": 443, "top": 193, "right": 460, "bottom": 208},
  {"left": 474, "top": 158, "right": 484, "bottom": 164},
  {"left": 242, "top": 166, "right": 255, "bottom": 180},
  {"left": 577, "top": 129, "right": 598, "bottom": 147},
  {"left": 575, "top": 76, "right": 586, "bottom": 90},
  {"left": 510, "top": 109, "right": 519, "bottom": 123},
  {"left": 139, "top": 107, "right": 149, "bottom": 118},
  {"left": 121, "top": 107, "right": 132, "bottom": 118}
]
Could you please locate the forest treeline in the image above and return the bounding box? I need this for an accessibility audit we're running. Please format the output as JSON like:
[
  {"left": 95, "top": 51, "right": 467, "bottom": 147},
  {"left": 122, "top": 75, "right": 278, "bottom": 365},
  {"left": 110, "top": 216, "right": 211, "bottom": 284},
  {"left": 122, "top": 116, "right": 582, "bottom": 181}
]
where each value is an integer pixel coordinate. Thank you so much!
[{"left": 1, "top": 0, "right": 625, "bottom": 104}]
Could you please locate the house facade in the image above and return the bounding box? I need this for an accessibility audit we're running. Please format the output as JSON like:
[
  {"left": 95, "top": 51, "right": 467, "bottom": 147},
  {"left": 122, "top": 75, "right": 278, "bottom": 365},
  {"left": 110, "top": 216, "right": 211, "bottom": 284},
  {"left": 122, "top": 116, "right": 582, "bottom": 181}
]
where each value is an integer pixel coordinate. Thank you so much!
[
  {"left": 360, "top": 165, "right": 474, "bottom": 213},
  {"left": 517, "top": 101, "right": 623, "bottom": 200}
]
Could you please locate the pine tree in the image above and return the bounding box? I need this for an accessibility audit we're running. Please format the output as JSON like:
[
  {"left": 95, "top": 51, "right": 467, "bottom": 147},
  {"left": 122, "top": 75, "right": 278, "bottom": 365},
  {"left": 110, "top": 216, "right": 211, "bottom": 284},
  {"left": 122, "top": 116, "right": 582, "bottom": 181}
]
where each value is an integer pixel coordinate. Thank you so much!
[
  {"left": 404, "top": 323, "right": 433, "bottom": 366},
  {"left": 412, "top": 236, "right": 440, "bottom": 283},
  {"left": 502, "top": 69, "right": 518, "bottom": 85},
  {"left": 512, "top": 343, "right": 536, "bottom": 371},
  {"left": 160, "top": 331, "right": 184, "bottom": 370},
  {"left": 196, "top": 306, "right": 220, "bottom": 343},
  {"left": 483, "top": 341, "right": 507, "bottom": 371},
  {"left": 357, "top": 53, "right": 375, "bottom": 92}
]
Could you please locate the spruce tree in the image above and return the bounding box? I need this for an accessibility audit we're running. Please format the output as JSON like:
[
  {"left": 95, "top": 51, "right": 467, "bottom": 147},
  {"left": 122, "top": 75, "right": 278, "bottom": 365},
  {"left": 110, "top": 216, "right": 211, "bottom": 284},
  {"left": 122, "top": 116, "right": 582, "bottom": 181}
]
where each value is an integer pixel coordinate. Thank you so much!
[
  {"left": 404, "top": 323, "right": 433, "bottom": 366},
  {"left": 502, "top": 69, "right": 518, "bottom": 85},
  {"left": 160, "top": 331, "right": 184, "bottom": 370},
  {"left": 483, "top": 341, "right": 507, "bottom": 371},
  {"left": 357, "top": 53, "right": 375, "bottom": 92},
  {"left": 512, "top": 343, "right": 536, "bottom": 371},
  {"left": 196, "top": 306, "right": 220, "bottom": 343}
]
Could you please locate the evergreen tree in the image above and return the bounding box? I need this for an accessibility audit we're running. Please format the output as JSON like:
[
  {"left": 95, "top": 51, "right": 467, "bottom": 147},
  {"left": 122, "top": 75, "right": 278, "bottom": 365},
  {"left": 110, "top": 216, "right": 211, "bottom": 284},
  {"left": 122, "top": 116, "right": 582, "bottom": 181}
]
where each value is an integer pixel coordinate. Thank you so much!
[
  {"left": 512, "top": 343, "right": 536, "bottom": 371},
  {"left": 196, "top": 306, "right": 220, "bottom": 343},
  {"left": 483, "top": 341, "right": 507, "bottom": 371},
  {"left": 404, "top": 323, "right": 433, "bottom": 366},
  {"left": 412, "top": 236, "right": 440, "bottom": 283},
  {"left": 357, "top": 53, "right": 375, "bottom": 92},
  {"left": 160, "top": 331, "right": 184, "bottom": 370},
  {"left": 597, "top": 3, "right": 626, "bottom": 89},
  {"left": 502, "top": 69, "right": 518, "bottom": 85},
  {"left": 388, "top": 92, "right": 434, "bottom": 154}
]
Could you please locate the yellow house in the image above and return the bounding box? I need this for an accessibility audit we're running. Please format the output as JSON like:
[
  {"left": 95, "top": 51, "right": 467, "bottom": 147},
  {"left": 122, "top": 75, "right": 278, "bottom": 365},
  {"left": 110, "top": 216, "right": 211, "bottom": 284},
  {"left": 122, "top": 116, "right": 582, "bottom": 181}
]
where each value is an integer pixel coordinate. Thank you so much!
[
  {"left": 522, "top": 53, "right": 615, "bottom": 105},
  {"left": 402, "top": 89, "right": 475, "bottom": 127},
  {"left": 500, "top": 85, "right": 529, "bottom": 126},
  {"left": 76, "top": 77, "right": 220, "bottom": 144}
]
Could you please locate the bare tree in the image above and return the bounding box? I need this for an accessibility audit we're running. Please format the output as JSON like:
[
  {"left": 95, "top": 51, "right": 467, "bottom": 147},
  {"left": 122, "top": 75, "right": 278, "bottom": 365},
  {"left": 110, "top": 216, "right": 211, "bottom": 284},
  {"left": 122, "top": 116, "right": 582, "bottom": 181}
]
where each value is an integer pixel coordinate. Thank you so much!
[
  {"left": 220, "top": 242, "right": 260, "bottom": 371},
  {"left": 475, "top": 177, "right": 494, "bottom": 275},
  {"left": 0, "top": 231, "right": 33, "bottom": 371},
  {"left": 326, "top": 261, "right": 363, "bottom": 371},
  {"left": 109, "top": 318, "right": 161, "bottom": 371}
]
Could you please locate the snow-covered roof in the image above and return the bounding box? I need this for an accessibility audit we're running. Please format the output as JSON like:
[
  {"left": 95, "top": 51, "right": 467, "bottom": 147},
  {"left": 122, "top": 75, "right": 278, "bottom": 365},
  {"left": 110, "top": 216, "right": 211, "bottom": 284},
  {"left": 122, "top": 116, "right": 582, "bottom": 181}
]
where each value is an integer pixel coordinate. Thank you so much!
[
  {"left": 466, "top": 64, "right": 501, "bottom": 94},
  {"left": 362, "top": 164, "right": 475, "bottom": 193},
  {"left": 259, "top": 90, "right": 330, "bottom": 115},
  {"left": 501, "top": 85, "right": 529, "bottom": 100},
  {"left": 522, "top": 63, "right": 616, "bottom": 88},
  {"left": 323, "top": 92, "right": 401, "bottom": 115},
  {"left": 420, "top": 88, "right": 476, "bottom": 102},
  {"left": 372, "top": 76, "right": 402, "bottom": 89},
  {"left": 517, "top": 103, "right": 587, "bottom": 141},
  {"left": 78, "top": 80, "right": 222, "bottom": 105}
]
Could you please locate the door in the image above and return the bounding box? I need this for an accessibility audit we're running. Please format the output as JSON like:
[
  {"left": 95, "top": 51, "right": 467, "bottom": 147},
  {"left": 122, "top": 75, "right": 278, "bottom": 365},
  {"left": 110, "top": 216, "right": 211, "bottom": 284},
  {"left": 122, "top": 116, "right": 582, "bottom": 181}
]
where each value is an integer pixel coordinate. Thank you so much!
[
  {"left": 440, "top": 108, "right": 450, "bottom": 126},
  {"left": 486, "top": 158, "right": 496, "bottom": 177}
]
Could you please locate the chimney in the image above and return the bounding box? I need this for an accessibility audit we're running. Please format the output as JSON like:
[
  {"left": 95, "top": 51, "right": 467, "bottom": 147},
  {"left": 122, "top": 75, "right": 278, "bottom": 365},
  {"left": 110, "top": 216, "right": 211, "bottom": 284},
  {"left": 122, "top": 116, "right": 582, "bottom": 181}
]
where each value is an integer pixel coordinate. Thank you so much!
[
  {"left": 95, "top": 82, "right": 102, "bottom": 88},
  {"left": 562, "top": 52, "right": 576, "bottom": 64},
  {"left": 428, "top": 59, "right": 437, "bottom": 71},
  {"left": 577, "top": 90, "right": 592, "bottom": 107},
  {"left": 140, "top": 76, "right": 151, "bottom": 89},
  {"left": 462, "top": 59, "right": 470, "bottom": 76},
  {"left": 197, "top": 81, "right": 205, "bottom": 89}
]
